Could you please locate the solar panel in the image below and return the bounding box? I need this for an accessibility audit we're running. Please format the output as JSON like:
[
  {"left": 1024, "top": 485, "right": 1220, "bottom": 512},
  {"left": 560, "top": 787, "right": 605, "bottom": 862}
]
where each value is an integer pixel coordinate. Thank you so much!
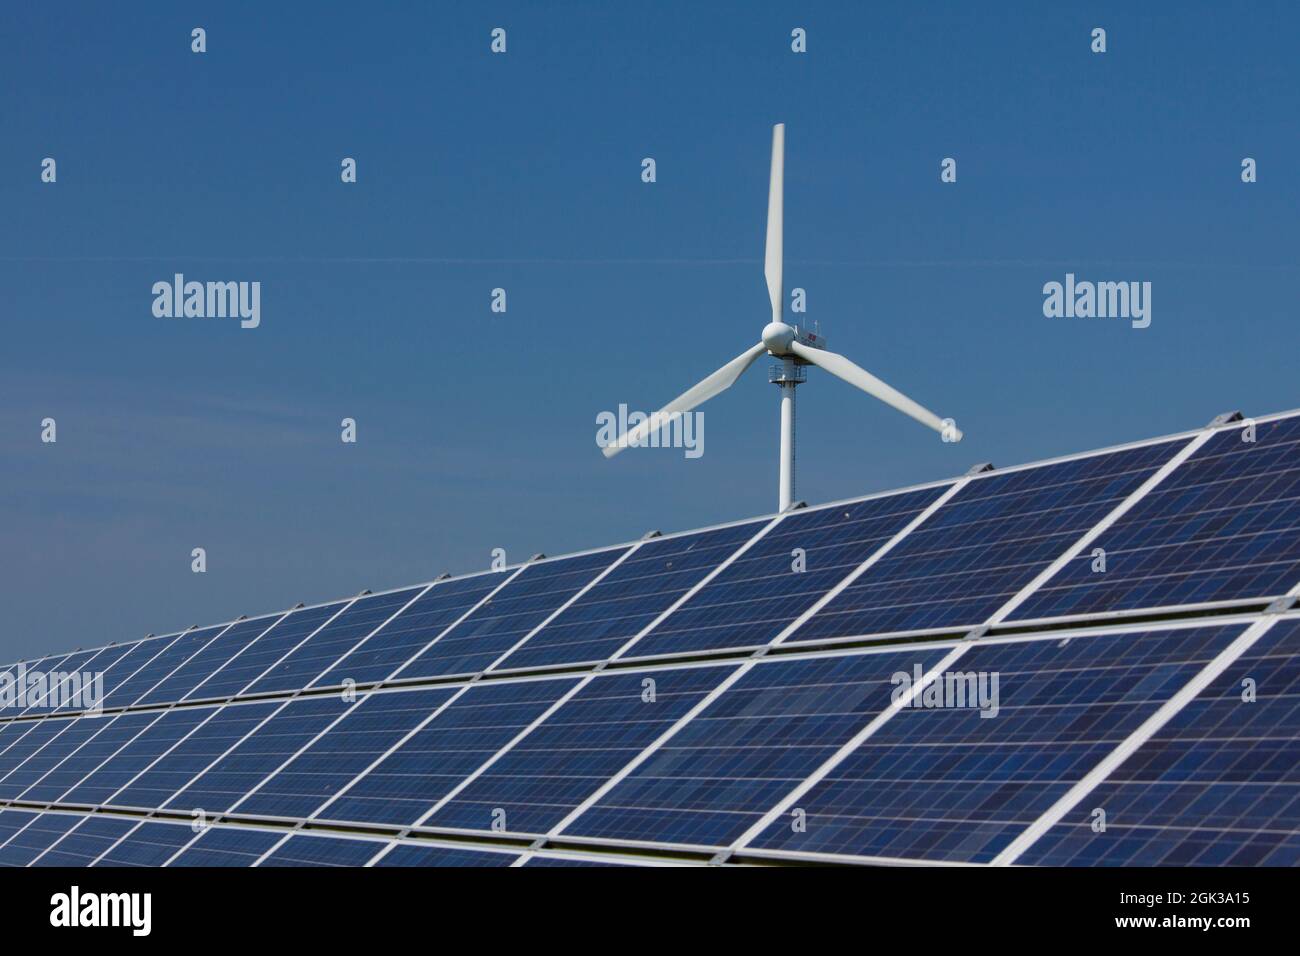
[
  {"left": 13, "top": 648, "right": 104, "bottom": 716},
  {"left": 163, "top": 696, "right": 355, "bottom": 814},
  {"left": 167, "top": 825, "right": 286, "bottom": 867},
  {"left": 1, "top": 410, "right": 1298, "bottom": 867},
  {"left": 60, "top": 708, "right": 214, "bottom": 806},
  {"left": 226, "top": 687, "right": 458, "bottom": 819},
  {"left": 181, "top": 602, "right": 350, "bottom": 702},
  {"left": 1015, "top": 617, "right": 1300, "bottom": 866},
  {"left": 490, "top": 521, "right": 770, "bottom": 671},
  {"left": 21, "top": 712, "right": 163, "bottom": 803},
  {"left": 257, "top": 833, "right": 386, "bottom": 867},
  {"left": 95, "top": 821, "right": 201, "bottom": 867},
  {"left": 54, "top": 636, "right": 165, "bottom": 714},
  {"left": 790, "top": 440, "right": 1186, "bottom": 641},
  {"left": 744, "top": 625, "right": 1246, "bottom": 863},
  {"left": 425, "top": 664, "right": 739, "bottom": 834},
  {"left": 0, "top": 812, "right": 81, "bottom": 866},
  {"left": 1011, "top": 417, "right": 1300, "bottom": 620},
  {"left": 392, "top": 549, "right": 629, "bottom": 680},
  {"left": 136, "top": 616, "right": 289, "bottom": 706},
  {"left": 110, "top": 702, "right": 281, "bottom": 810},
  {"left": 372, "top": 843, "right": 517, "bottom": 867},
  {"left": 243, "top": 587, "right": 426, "bottom": 696},
  {"left": 560, "top": 649, "right": 951, "bottom": 848},
  {"left": 307, "top": 576, "right": 510, "bottom": 687},
  {"left": 0, "top": 714, "right": 110, "bottom": 800},
  {"left": 99, "top": 624, "right": 230, "bottom": 710},
  {"left": 626, "top": 486, "right": 950, "bottom": 660},
  {"left": 312, "top": 678, "right": 582, "bottom": 826}
]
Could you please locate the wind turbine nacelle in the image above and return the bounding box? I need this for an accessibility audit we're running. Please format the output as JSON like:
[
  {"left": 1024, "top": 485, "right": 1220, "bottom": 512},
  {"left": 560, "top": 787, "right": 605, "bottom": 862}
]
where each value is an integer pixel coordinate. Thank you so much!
[{"left": 763, "top": 321, "right": 826, "bottom": 357}]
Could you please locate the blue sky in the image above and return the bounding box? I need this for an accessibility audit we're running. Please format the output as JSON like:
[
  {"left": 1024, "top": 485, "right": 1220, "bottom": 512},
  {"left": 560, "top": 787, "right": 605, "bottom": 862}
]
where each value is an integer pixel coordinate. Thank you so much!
[{"left": 2, "top": 1, "right": 1297, "bottom": 659}]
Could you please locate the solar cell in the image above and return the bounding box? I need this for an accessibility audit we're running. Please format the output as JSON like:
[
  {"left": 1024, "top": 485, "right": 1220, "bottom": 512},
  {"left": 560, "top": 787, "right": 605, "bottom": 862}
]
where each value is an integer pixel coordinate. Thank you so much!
[
  {"left": 746, "top": 625, "right": 1245, "bottom": 863},
  {"left": 2, "top": 652, "right": 80, "bottom": 713},
  {"left": 1011, "top": 415, "right": 1300, "bottom": 620},
  {"left": 14, "top": 648, "right": 104, "bottom": 716},
  {"left": 0, "top": 718, "right": 76, "bottom": 798},
  {"left": 790, "top": 441, "right": 1184, "bottom": 641},
  {"left": 54, "top": 636, "right": 170, "bottom": 714},
  {"left": 491, "top": 521, "right": 771, "bottom": 671},
  {"left": 1016, "top": 617, "right": 1300, "bottom": 866},
  {"left": 22, "top": 643, "right": 133, "bottom": 717},
  {"left": 0, "top": 713, "right": 114, "bottom": 800},
  {"left": 0, "top": 810, "right": 41, "bottom": 845}
]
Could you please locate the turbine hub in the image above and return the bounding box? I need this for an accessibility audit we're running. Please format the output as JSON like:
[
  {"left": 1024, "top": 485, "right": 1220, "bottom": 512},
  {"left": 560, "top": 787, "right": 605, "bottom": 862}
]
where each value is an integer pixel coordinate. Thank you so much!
[{"left": 762, "top": 321, "right": 796, "bottom": 355}]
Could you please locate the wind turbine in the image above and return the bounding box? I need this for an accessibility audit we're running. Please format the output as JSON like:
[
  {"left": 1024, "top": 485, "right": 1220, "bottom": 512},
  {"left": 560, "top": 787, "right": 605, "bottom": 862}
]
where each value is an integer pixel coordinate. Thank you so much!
[{"left": 602, "top": 124, "right": 962, "bottom": 512}]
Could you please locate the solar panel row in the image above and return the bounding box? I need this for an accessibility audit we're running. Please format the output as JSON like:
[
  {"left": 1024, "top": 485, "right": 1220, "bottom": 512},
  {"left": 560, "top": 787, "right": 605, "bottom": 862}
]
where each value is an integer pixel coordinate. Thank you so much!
[
  {"left": 6, "top": 416, "right": 1297, "bottom": 725},
  {"left": 2, "top": 410, "right": 1298, "bottom": 866},
  {"left": 1, "top": 615, "right": 1296, "bottom": 865}
]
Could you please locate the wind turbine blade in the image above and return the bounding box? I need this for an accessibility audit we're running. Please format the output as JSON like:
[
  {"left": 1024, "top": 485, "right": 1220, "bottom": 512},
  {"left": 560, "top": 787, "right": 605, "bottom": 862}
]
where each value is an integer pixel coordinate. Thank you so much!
[
  {"left": 764, "top": 124, "right": 784, "bottom": 323},
  {"left": 789, "top": 341, "right": 962, "bottom": 441},
  {"left": 602, "top": 342, "right": 767, "bottom": 458}
]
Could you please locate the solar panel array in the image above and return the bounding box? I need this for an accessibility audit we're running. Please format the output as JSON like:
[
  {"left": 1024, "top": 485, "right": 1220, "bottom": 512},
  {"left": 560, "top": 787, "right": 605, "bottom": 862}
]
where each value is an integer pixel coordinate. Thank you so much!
[{"left": 1, "top": 411, "right": 1298, "bottom": 867}]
